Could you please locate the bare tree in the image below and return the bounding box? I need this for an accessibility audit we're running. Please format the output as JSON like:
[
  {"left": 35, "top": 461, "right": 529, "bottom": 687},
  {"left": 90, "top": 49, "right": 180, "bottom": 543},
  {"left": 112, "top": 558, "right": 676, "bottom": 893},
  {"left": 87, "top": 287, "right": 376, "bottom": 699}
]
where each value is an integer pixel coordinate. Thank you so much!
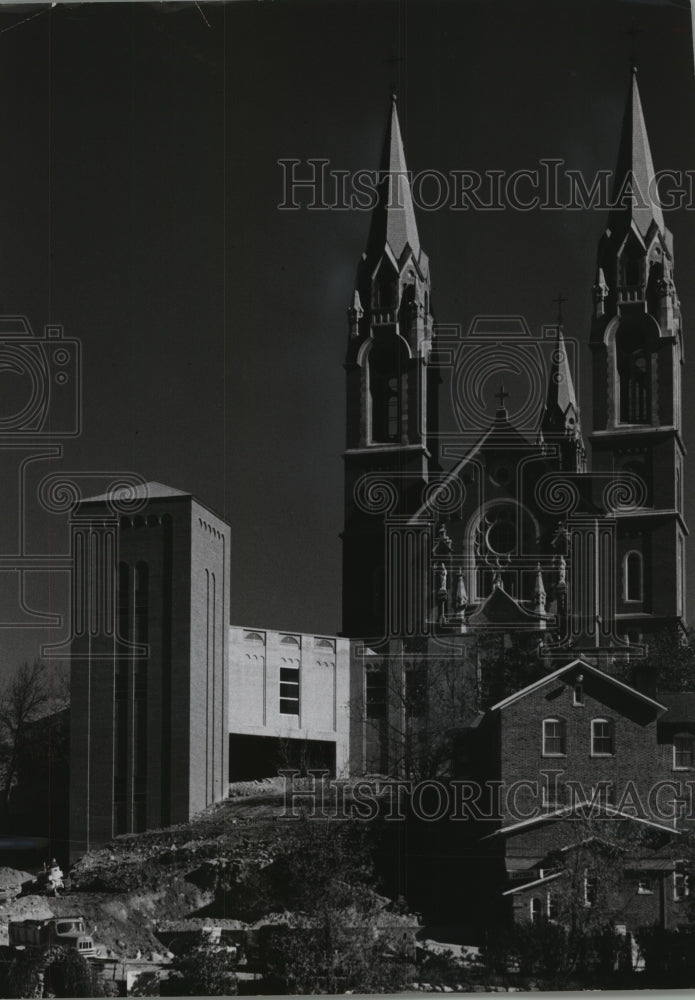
[
  {"left": 0, "top": 660, "right": 53, "bottom": 828},
  {"left": 352, "top": 630, "right": 548, "bottom": 780}
]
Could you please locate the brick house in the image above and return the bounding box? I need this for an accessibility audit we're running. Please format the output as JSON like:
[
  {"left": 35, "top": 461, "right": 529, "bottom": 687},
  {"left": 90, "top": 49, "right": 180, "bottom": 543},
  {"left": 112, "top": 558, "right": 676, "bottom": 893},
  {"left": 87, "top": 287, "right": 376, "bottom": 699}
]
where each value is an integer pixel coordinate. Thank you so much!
[{"left": 461, "top": 658, "right": 693, "bottom": 932}]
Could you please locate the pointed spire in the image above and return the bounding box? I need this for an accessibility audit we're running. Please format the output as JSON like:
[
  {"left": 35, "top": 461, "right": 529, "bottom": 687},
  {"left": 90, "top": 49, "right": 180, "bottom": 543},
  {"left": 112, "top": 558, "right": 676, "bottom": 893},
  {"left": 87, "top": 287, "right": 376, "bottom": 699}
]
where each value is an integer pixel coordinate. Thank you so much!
[
  {"left": 541, "top": 325, "right": 580, "bottom": 435},
  {"left": 365, "top": 95, "right": 421, "bottom": 263},
  {"left": 609, "top": 67, "right": 665, "bottom": 240},
  {"left": 538, "top": 318, "right": 585, "bottom": 474},
  {"left": 533, "top": 563, "right": 546, "bottom": 613},
  {"left": 492, "top": 561, "right": 504, "bottom": 591},
  {"left": 347, "top": 289, "right": 363, "bottom": 338}
]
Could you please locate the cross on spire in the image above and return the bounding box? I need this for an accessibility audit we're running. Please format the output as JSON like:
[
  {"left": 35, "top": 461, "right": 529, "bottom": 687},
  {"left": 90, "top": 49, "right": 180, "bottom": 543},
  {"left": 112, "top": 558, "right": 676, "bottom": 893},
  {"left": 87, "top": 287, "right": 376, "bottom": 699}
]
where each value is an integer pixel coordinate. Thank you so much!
[
  {"left": 553, "top": 292, "right": 567, "bottom": 324},
  {"left": 625, "top": 25, "right": 643, "bottom": 69}
]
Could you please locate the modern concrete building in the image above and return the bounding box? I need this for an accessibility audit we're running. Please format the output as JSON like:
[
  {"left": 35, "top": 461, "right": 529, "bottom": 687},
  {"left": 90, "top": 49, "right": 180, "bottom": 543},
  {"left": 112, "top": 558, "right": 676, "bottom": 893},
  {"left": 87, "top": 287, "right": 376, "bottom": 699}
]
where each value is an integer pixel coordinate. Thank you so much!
[{"left": 228, "top": 626, "right": 350, "bottom": 778}]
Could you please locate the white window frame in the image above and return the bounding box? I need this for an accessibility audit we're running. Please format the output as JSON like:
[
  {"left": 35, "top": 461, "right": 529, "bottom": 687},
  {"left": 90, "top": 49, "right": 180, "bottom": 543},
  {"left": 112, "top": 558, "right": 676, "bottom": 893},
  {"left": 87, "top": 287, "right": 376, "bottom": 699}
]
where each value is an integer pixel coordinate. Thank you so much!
[
  {"left": 530, "top": 896, "right": 542, "bottom": 924},
  {"left": 673, "top": 733, "right": 695, "bottom": 771},
  {"left": 542, "top": 717, "right": 566, "bottom": 757},
  {"left": 591, "top": 717, "right": 615, "bottom": 757}
]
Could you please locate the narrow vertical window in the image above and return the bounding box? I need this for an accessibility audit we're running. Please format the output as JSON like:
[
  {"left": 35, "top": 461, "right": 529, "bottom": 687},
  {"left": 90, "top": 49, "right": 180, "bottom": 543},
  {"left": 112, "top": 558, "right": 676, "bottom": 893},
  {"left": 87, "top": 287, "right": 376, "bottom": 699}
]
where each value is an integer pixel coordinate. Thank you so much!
[
  {"left": 591, "top": 718, "right": 614, "bottom": 756},
  {"left": 542, "top": 718, "right": 566, "bottom": 756},
  {"left": 624, "top": 551, "right": 643, "bottom": 602},
  {"left": 280, "top": 663, "right": 300, "bottom": 715},
  {"left": 673, "top": 734, "right": 695, "bottom": 770},
  {"left": 366, "top": 669, "right": 387, "bottom": 720},
  {"left": 674, "top": 870, "right": 690, "bottom": 901}
]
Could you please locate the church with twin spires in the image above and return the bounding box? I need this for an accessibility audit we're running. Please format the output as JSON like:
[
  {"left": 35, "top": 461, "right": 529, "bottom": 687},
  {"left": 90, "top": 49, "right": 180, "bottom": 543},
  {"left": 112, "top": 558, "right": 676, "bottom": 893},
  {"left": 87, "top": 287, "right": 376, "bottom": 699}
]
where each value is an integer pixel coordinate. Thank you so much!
[
  {"left": 70, "top": 71, "right": 695, "bottom": 929},
  {"left": 342, "top": 71, "right": 688, "bottom": 774}
]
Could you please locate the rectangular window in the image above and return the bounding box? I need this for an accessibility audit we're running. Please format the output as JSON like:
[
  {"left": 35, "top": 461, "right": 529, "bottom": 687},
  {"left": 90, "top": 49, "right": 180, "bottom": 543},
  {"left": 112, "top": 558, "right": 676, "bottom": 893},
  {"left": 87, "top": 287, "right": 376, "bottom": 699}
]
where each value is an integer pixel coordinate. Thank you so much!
[
  {"left": 542, "top": 719, "right": 566, "bottom": 756},
  {"left": 673, "top": 735, "right": 694, "bottom": 770},
  {"left": 280, "top": 665, "right": 300, "bottom": 715},
  {"left": 637, "top": 878, "right": 653, "bottom": 895},
  {"left": 366, "top": 670, "right": 387, "bottom": 720},
  {"left": 591, "top": 719, "right": 614, "bottom": 756},
  {"left": 674, "top": 871, "right": 690, "bottom": 901}
]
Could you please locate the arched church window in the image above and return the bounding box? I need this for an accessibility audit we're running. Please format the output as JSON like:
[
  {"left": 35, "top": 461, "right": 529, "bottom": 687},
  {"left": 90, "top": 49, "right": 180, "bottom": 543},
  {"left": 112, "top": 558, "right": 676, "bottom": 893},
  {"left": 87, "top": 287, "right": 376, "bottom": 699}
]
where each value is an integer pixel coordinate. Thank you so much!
[
  {"left": 624, "top": 551, "right": 643, "bottom": 603},
  {"left": 387, "top": 377, "right": 400, "bottom": 439},
  {"left": 369, "top": 336, "right": 406, "bottom": 444},
  {"left": 624, "top": 257, "right": 641, "bottom": 286},
  {"left": 619, "top": 348, "right": 651, "bottom": 424}
]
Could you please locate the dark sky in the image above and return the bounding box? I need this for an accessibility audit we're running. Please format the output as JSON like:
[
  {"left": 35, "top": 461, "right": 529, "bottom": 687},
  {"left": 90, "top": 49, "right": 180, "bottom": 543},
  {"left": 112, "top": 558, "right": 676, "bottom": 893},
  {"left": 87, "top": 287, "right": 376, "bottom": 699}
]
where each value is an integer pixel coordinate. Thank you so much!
[{"left": 0, "top": 0, "right": 693, "bottom": 671}]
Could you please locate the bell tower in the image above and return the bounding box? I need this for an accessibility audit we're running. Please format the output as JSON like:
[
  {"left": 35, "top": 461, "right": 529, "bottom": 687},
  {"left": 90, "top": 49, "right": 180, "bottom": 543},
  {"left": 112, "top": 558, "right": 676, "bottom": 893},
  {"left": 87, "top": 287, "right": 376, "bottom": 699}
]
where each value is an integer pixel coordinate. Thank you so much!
[
  {"left": 342, "top": 95, "right": 438, "bottom": 640},
  {"left": 589, "top": 68, "right": 687, "bottom": 638}
]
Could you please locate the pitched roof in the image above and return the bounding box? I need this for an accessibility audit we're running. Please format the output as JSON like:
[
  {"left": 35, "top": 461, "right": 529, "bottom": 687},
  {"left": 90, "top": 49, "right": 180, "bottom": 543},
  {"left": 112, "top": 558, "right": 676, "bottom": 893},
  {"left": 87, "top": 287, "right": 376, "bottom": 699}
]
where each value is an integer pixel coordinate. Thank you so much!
[
  {"left": 608, "top": 68, "right": 665, "bottom": 240},
  {"left": 489, "top": 658, "right": 668, "bottom": 714},
  {"left": 365, "top": 95, "right": 421, "bottom": 263},
  {"left": 466, "top": 584, "right": 546, "bottom": 628},
  {"left": 79, "top": 481, "right": 191, "bottom": 504},
  {"left": 483, "top": 799, "right": 679, "bottom": 841},
  {"left": 502, "top": 871, "right": 565, "bottom": 896}
]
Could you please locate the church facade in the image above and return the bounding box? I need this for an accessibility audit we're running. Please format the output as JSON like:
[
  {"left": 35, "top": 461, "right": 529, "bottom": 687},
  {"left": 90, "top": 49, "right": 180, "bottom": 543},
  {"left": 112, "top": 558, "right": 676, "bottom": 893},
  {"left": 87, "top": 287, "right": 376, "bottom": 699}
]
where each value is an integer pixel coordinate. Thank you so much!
[{"left": 344, "top": 71, "right": 688, "bottom": 776}]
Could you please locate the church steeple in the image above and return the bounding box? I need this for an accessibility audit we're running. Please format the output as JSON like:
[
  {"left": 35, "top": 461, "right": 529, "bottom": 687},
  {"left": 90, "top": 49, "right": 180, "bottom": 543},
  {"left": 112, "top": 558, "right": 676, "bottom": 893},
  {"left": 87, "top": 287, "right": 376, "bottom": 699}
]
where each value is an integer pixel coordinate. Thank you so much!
[
  {"left": 364, "top": 94, "right": 421, "bottom": 265},
  {"left": 342, "top": 95, "right": 438, "bottom": 640},
  {"left": 589, "top": 68, "right": 687, "bottom": 639},
  {"left": 347, "top": 94, "right": 433, "bottom": 369},
  {"left": 607, "top": 68, "right": 665, "bottom": 243},
  {"left": 538, "top": 316, "right": 586, "bottom": 473}
]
